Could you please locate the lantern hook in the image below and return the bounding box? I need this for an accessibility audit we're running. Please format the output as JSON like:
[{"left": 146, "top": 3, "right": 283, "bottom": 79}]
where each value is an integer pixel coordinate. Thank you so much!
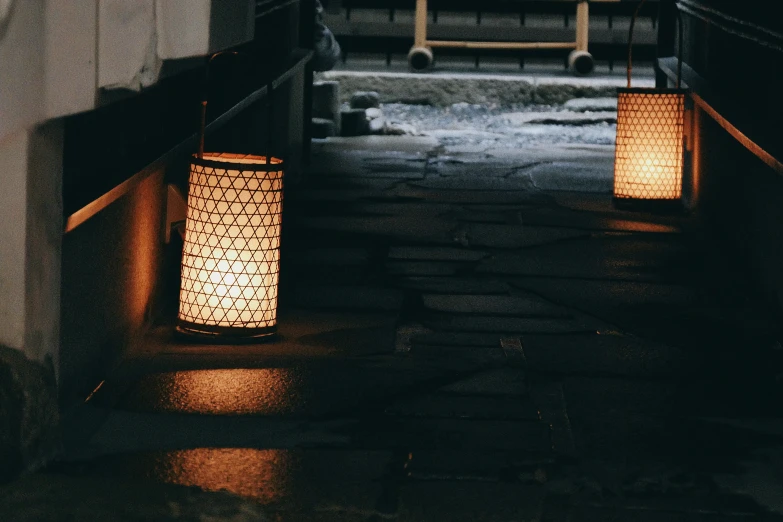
[{"left": 198, "top": 50, "right": 240, "bottom": 159}]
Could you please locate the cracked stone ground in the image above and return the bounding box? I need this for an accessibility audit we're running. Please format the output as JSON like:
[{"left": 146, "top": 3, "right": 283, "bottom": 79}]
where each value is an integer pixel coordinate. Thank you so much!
[{"left": 3, "top": 135, "right": 783, "bottom": 521}]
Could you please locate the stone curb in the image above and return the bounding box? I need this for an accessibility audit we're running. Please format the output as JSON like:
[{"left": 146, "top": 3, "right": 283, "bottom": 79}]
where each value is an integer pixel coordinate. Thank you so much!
[{"left": 318, "top": 71, "right": 655, "bottom": 106}]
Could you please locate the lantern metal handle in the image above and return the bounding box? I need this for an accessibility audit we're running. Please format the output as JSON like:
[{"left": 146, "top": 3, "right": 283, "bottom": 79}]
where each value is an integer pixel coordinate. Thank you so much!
[
  {"left": 627, "top": 0, "right": 683, "bottom": 89},
  {"left": 197, "top": 51, "right": 279, "bottom": 165},
  {"left": 198, "top": 51, "right": 239, "bottom": 159}
]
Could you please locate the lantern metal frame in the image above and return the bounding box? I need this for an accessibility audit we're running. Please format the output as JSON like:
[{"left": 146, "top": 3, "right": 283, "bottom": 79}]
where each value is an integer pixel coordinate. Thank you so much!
[
  {"left": 612, "top": 0, "right": 689, "bottom": 212},
  {"left": 176, "top": 52, "right": 285, "bottom": 343}
]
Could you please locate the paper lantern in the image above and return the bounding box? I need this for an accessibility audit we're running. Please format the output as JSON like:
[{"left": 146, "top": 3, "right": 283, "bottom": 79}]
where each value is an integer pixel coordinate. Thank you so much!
[
  {"left": 178, "top": 153, "right": 283, "bottom": 340},
  {"left": 613, "top": 88, "right": 686, "bottom": 203}
]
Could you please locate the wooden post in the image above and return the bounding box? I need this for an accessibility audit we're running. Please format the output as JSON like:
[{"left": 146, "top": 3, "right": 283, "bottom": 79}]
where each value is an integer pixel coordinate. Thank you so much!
[
  {"left": 576, "top": 0, "right": 589, "bottom": 52},
  {"left": 415, "top": 0, "right": 427, "bottom": 48}
]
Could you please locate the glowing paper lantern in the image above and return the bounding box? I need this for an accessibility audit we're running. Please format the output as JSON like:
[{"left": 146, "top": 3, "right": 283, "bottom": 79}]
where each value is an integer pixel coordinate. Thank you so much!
[
  {"left": 178, "top": 153, "right": 283, "bottom": 340},
  {"left": 613, "top": 88, "right": 686, "bottom": 203}
]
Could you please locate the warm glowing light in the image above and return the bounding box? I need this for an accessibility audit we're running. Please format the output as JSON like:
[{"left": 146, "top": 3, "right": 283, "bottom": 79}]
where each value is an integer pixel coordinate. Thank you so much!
[
  {"left": 127, "top": 368, "right": 302, "bottom": 415},
  {"left": 134, "top": 448, "right": 292, "bottom": 504},
  {"left": 613, "top": 89, "right": 685, "bottom": 202},
  {"left": 178, "top": 153, "right": 283, "bottom": 338}
]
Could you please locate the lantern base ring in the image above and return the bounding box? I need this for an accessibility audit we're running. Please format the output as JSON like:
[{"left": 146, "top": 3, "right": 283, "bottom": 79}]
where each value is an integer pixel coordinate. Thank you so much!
[
  {"left": 175, "top": 321, "right": 277, "bottom": 344},
  {"left": 612, "top": 197, "right": 686, "bottom": 214}
]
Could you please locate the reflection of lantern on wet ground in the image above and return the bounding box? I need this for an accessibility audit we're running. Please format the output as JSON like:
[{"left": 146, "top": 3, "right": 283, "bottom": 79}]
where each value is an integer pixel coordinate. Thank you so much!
[
  {"left": 613, "top": 0, "right": 687, "bottom": 209},
  {"left": 136, "top": 448, "right": 292, "bottom": 504},
  {"left": 178, "top": 154, "right": 283, "bottom": 340}
]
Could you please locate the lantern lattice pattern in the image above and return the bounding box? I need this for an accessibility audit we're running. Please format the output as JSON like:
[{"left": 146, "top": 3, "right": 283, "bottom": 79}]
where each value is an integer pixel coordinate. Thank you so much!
[
  {"left": 178, "top": 153, "right": 283, "bottom": 338},
  {"left": 613, "top": 88, "right": 686, "bottom": 201}
]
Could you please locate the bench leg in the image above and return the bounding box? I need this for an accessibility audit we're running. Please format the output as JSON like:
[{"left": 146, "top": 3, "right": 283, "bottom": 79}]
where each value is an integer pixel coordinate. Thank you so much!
[
  {"left": 569, "top": 0, "right": 594, "bottom": 75},
  {"left": 409, "top": 0, "right": 433, "bottom": 70}
]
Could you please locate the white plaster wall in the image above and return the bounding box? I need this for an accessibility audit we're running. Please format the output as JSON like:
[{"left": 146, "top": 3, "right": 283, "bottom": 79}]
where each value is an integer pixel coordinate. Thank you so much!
[
  {"left": 0, "top": 131, "right": 30, "bottom": 351},
  {"left": 1, "top": 0, "right": 255, "bottom": 136},
  {"left": 97, "top": 0, "right": 159, "bottom": 91},
  {"left": 98, "top": 0, "right": 254, "bottom": 90},
  {"left": 0, "top": 0, "right": 45, "bottom": 143},
  {"left": 23, "top": 121, "right": 63, "bottom": 369},
  {"left": 156, "top": 0, "right": 211, "bottom": 59},
  {"left": 0, "top": 123, "right": 63, "bottom": 370},
  {"left": 44, "top": 0, "right": 98, "bottom": 119}
]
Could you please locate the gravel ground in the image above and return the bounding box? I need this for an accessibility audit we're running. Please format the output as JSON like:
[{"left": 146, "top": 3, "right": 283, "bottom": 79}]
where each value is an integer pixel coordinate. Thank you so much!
[{"left": 380, "top": 102, "right": 617, "bottom": 149}]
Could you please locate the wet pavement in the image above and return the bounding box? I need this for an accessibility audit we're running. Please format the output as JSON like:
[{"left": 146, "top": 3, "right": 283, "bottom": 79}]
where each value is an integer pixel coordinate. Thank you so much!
[{"left": 3, "top": 133, "right": 783, "bottom": 520}]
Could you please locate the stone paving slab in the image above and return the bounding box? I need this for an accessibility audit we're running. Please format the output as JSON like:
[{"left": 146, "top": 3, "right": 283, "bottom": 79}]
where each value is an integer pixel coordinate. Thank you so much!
[
  {"left": 525, "top": 161, "right": 614, "bottom": 193},
  {"left": 388, "top": 246, "right": 488, "bottom": 262},
  {"left": 563, "top": 377, "right": 679, "bottom": 418},
  {"left": 386, "top": 260, "right": 465, "bottom": 276},
  {"left": 425, "top": 314, "right": 597, "bottom": 334},
  {"left": 404, "top": 449, "right": 552, "bottom": 481},
  {"left": 528, "top": 380, "right": 577, "bottom": 458},
  {"left": 285, "top": 247, "right": 370, "bottom": 266},
  {"left": 284, "top": 187, "right": 395, "bottom": 203},
  {"left": 290, "top": 285, "right": 404, "bottom": 312},
  {"left": 0, "top": 473, "right": 271, "bottom": 522},
  {"left": 385, "top": 394, "right": 540, "bottom": 421},
  {"left": 483, "top": 143, "right": 615, "bottom": 162},
  {"left": 516, "top": 207, "right": 682, "bottom": 234},
  {"left": 390, "top": 184, "right": 553, "bottom": 205},
  {"left": 396, "top": 481, "right": 545, "bottom": 522},
  {"left": 426, "top": 159, "right": 522, "bottom": 179},
  {"left": 97, "top": 355, "right": 460, "bottom": 421},
  {"left": 504, "top": 111, "right": 617, "bottom": 125},
  {"left": 438, "top": 368, "right": 527, "bottom": 396},
  {"left": 564, "top": 97, "right": 619, "bottom": 112},
  {"left": 463, "top": 223, "right": 590, "bottom": 249},
  {"left": 355, "top": 418, "right": 552, "bottom": 452},
  {"left": 523, "top": 333, "right": 686, "bottom": 378},
  {"left": 410, "top": 175, "right": 535, "bottom": 191},
  {"left": 411, "top": 331, "right": 524, "bottom": 348},
  {"left": 295, "top": 215, "right": 458, "bottom": 245},
  {"left": 397, "top": 276, "right": 510, "bottom": 295},
  {"left": 408, "top": 343, "right": 506, "bottom": 365},
  {"left": 277, "top": 310, "right": 400, "bottom": 351},
  {"left": 312, "top": 135, "right": 440, "bottom": 154},
  {"left": 422, "top": 294, "right": 569, "bottom": 317},
  {"left": 567, "top": 506, "right": 763, "bottom": 522},
  {"left": 342, "top": 201, "right": 456, "bottom": 217},
  {"left": 318, "top": 167, "right": 426, "bottom": 180},
  {"left": 447, "top": 206, "right": 512, "bottom": 224},
  {"left": 479, "top": 236, "right": 691, "bottom": 282}
]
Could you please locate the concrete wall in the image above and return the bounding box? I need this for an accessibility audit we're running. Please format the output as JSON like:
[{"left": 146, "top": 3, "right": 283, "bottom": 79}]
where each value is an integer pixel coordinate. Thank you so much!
[
  {"left": 0, "top": 123, "right": 63, "bottom": 371},
  {"left": 0, "top": 122, "right": 63, "bottom": 482}
]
